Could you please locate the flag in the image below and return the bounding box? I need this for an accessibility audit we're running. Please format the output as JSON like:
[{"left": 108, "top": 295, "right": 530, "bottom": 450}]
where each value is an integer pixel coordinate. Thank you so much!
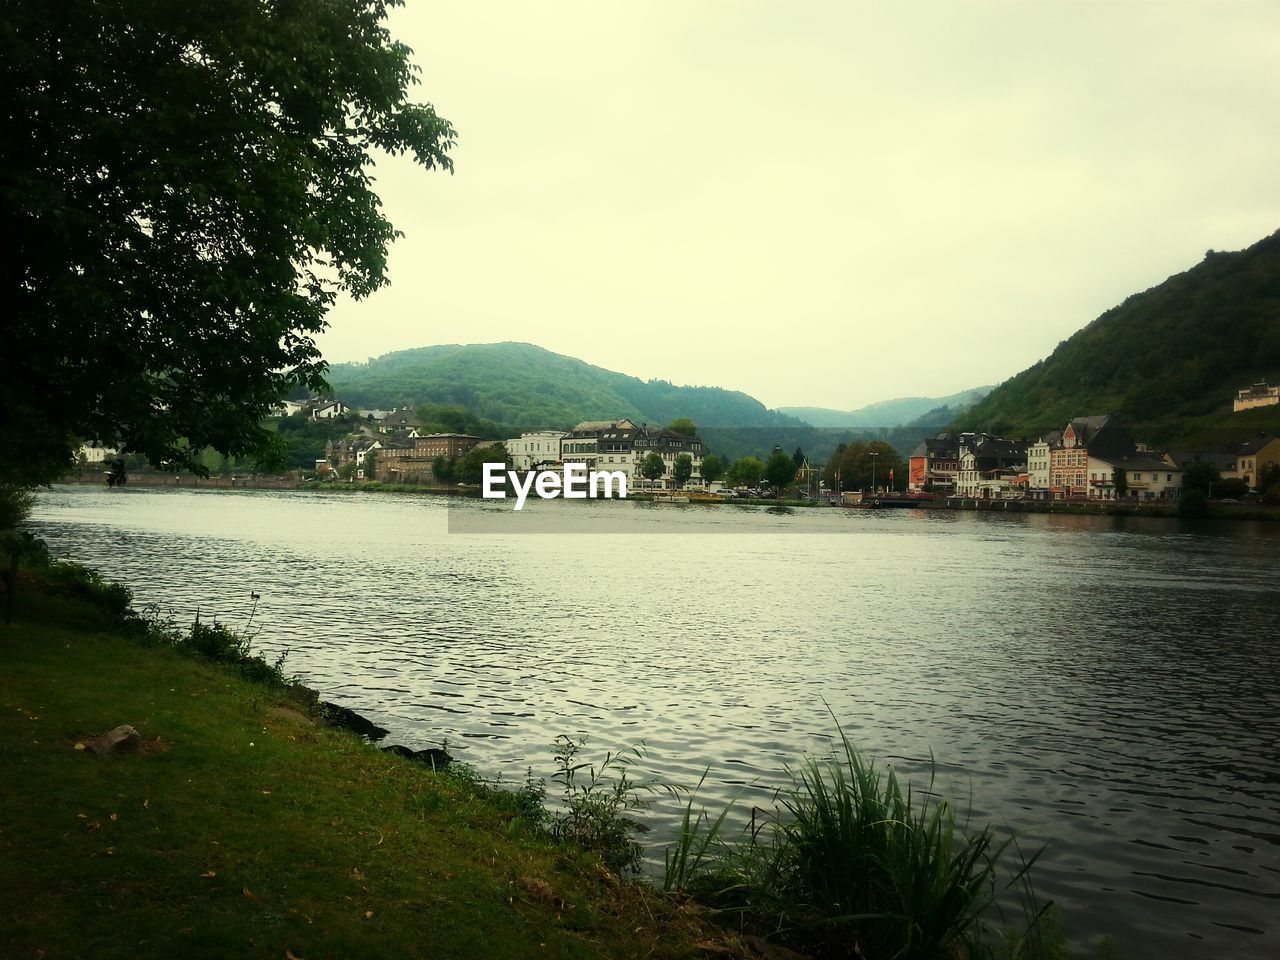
[{"left": 889, "top": 468, "right": 894, "bottom": 482}]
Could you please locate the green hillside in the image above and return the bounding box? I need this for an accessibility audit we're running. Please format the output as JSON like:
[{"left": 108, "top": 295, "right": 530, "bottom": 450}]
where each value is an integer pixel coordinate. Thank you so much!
[
  {"left": 953, "top": 230, "right": 1280, "bottom": 446},
  {"left": 326, "top": 341, "right": 802, "bottom": 434},
  {"left": 780, "top": 386, "right": 991, "bottom": 428}
]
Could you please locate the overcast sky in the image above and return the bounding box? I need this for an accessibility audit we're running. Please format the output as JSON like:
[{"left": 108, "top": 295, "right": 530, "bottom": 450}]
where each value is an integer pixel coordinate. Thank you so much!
[{"left": 316, "top": 1, "right": 1280, "bottom": 410}]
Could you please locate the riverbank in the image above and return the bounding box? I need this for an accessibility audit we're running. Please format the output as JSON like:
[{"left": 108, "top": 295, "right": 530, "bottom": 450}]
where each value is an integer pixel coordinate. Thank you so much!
[
  {"left": 932, "top": 496, "right": 1280, "bottom": 521},
  {"left": 0, "top": 585, "right": 725, "bottom": 959}
]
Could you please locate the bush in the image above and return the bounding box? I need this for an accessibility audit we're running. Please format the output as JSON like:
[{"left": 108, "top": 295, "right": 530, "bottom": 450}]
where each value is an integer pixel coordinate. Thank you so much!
[
  {"left": 1210, "top": 477, "right": 1249, "bottom": 499},
  {"left": 0, "top": 483, "right": 37, "bottom": 529},
  {"left": 664, "top": 731, "right": 1054, "bottom": 959},
  {"left": 548, "top": 735, "right": 654, "bottom": 875}
]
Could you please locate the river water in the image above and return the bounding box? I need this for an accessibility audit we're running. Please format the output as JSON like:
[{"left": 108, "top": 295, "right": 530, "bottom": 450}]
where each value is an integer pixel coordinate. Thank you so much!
[{"left": 29, "top": 485, "right": 1280, "bottom": 958}]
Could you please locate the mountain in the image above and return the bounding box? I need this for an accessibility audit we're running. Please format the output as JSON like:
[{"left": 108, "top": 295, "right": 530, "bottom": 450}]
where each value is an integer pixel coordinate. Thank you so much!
[
  {"left": 779, "top": 387, "right": 992, "bottom": 429},
  {"left": 325, "top": 340, "right": 804, "bottom": 434},
  {"left": 952, "top": 230, "right": 1280, "bottom": 447}
]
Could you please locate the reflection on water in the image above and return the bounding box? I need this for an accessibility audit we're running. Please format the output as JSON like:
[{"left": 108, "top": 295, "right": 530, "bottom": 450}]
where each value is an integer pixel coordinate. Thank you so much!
[{"left": 30, "top": 486, "right": 1280, "bottom": 958}]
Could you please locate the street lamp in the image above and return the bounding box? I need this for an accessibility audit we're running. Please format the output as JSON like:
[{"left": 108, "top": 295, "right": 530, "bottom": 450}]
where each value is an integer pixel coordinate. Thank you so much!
[{"left": 869, "top": 451, "right": 879, "bottom": 494}]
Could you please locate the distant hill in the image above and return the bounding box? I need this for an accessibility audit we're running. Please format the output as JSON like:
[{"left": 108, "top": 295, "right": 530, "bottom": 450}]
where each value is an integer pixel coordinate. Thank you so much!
[
  {"left": 952, "top": 230, "right": 1280, "bottom": 447},
  {"left": 325, "top": 341, "right": 805, "bottom": 441},
  {"left": 779, "top": 387, "right": 991, "bottom": 429}
]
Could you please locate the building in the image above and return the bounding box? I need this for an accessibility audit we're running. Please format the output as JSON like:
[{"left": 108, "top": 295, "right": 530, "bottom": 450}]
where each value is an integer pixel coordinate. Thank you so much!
[
  {"left": 1233, "top": 382, "right": 1279, "bottom": 413},
  {"left": 1087, "top": 453, "right": 1182, "bottom": 500},
  {"left": 379, "top": 407, "right": 420, "bottom": 433},
  {"left": 561, "top": 419, "right": 704, "bottom": 490},
  {"left": 1049, "top": 416, "right": 1136, "bottom": 498},
  {"left": 374, "top": 433, "right": 486, "bottom": 483},
  {"left": 76, "top": 443, "right": 118, "bottom": 464},
  {"left": 1228, "top": 435, "right": 1280, "bottom": 487},
  {"left": 506, "top": 431, "right": 568, "bottom": 470},
  {"left": 1024, "top": 431, "right": 1060, "bottom": 499},
  {"left": 271, "top": 399, "right": 306, "bottom": 417},
  {"left": 1171, "top": 450, "right": 1238, "bottom": 475},
  {"left": 309, "top": 400, "right": 350, "bottom": 420},
  {"left": 908, "top": 436, "right": 962, "bottom": 493},
  {"left": 323, "top": 437, "right": 383, "bottom": 479},
  {"left": 955, "top": 436, "right": 1028, "bottom": 498}
]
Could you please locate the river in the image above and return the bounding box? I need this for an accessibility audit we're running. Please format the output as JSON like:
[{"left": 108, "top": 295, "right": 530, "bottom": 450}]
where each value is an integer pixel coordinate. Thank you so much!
[{"left": 29, "top": 485, "right": 1280, "bottom": 958}]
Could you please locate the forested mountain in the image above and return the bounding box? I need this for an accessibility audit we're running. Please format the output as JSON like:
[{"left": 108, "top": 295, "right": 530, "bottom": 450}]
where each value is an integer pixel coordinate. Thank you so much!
[
  {"left": 779, "top": 386, "right": 991, "bottom": 428},
  {"left": 326, "top": 342, "right": 802, "bottom": 433},
  {"left": 952, "top": 230, "right": 1280, "bottom": 446},
  {"left": 324, "top": 342, "right": 942, "bottom": 463}
]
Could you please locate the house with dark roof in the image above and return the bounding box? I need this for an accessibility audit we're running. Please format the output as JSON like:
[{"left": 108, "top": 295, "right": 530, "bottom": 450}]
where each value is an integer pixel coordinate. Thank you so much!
[
  {"left": 955, "top": 436, "right": 1028, "bottom": 498},
  {"left": 1049, "top": 415, "right": 1136, "bottom": 498},
  {"left": 379, "top": 407, "right": 420, "bottom": 433},
  {"left": 560, "top": 419, "right": 704, "bottom": 489},
  {"left": 323, "top": 436, "right": 383, "bottom": 479},
  {"left": 1227, "top": 435, "right": 1280, "bottom": 487},
  {"left": 908, "top": 436, "right": 962, "bottom": 492},
  {"left": 1086, "top": 452, "right": 1182, "bottom": 500}
]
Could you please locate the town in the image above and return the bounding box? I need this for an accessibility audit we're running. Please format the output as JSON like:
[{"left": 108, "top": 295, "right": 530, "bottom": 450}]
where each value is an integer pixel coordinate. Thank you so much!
[{"left": 141, "top": 377, "right": 1278, "bottom": 507}]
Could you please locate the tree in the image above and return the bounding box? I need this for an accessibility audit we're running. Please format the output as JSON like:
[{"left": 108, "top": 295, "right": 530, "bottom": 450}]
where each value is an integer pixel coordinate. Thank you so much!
[
  {"left": 362, "top": 449, "right": 379, "bottom": 481},
  {"left": 729, "top": 456, "right": 765, "bottom": 488},
  {"left": 1, "top": 1, "right": 456, "bottom": 486},
  {"left": 793, "top": 447, "right": 806, "bottom": 470},
  {"left": 700, "top": 454, "right": 725, "bottom": 486},
  {"left": 672, "top": 453, "right": 693, "bottom": 489},
  {"left": 457, "top": 443, "right": 507, "bottom": 486},
  {"left": 765, "top": 449, "right": 798, "bottom": 493},
  {"left": 668, "top": 418, "right": 697, "bottom": 437},
  {"left": 822, "top": 440, "right": 903, "bottom": 492},
  {"left": 431, "top": 455, "right": 456, "bottom": 485},
  {"left": 1112, "top": 467, "right": 1129, "bottom": 498},
  {"left": 1211, "top": 477, "right": 1250, "bottom": 499},
  {"left": 1182, "top": 461, "right": 1219, "bottom": 497},
  {"left": 640, "top": 452, "right": 666, "bottom": 483}
]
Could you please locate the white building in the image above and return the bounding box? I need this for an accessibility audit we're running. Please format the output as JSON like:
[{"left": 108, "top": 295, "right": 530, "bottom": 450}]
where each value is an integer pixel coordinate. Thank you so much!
[
  {"left": 561, "top": 419, "right": 705, "bottom": 490},
  {"left": 1233, "top": 382, "right": 1279, "bottom": 413},
  {"left": 505, "top": 431, "right": 568, "bottom": 470},
  {"left": 77, "top": 444, "right": 117, "bottom": 463},
  {"left": 310, "top": 400, "right": 350, "bottom": 420},
  {"left": 1025, "top": 436, "right": 1055, "bottom": 496},
  {"left": 272, "top": 399, "right": 306, "bottom": 417},
  {"left": 1087, "top": 454, "right": 1183, "bottom": 500}
]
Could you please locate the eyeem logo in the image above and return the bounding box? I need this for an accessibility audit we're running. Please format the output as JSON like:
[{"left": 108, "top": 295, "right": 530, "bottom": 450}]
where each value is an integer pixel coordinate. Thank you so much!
[{"left": 482, "top": 463, "right": 628, "bottom": 510}]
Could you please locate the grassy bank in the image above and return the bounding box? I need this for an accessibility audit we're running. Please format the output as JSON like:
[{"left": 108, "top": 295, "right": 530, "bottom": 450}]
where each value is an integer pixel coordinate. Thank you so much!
[{"left": 0, "top": 585, "right": 720, "bottom": 959}]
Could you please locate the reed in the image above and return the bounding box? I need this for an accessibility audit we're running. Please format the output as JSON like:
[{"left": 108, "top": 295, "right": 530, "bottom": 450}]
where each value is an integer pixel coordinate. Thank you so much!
[{"left": 663, "top": 727, "right": 1056, "bottom": 959}]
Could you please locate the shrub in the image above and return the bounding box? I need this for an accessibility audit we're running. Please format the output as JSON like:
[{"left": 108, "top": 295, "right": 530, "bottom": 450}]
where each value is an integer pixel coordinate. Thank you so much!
[
  {"left": 0, "top": 483, "right": 36, "bottom": 529},
  {"left": 548, "top": 735, "right": 654, "bottom": 875},
  {"left": 664, "top": 731, "right": 1054, "bottom": 960}
]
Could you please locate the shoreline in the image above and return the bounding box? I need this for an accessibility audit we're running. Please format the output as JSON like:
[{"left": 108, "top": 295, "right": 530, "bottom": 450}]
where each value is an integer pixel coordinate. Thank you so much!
[{"left": 56, "top": 473, "right": 1280, "bottom": 521}]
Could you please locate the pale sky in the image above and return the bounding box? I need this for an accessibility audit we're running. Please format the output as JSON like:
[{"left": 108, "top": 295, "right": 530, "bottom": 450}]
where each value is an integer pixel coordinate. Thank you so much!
[{"left": 317, "top": 1, "right": 1280, "bottom": 410}]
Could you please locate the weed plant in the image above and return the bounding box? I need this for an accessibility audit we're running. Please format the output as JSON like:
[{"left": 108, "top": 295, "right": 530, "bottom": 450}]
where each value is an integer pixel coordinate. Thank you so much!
[{"left": 664, "top": 729, "right": 1058, "bottom": 959}]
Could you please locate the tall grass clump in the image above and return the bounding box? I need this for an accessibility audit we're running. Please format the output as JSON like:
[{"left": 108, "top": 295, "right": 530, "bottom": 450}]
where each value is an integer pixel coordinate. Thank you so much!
[{"left": 665, "top": 729, "right": 1057, "bottom": 960}]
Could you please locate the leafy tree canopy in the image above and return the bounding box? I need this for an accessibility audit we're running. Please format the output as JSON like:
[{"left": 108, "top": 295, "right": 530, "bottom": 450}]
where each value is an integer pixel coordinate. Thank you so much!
[
  {"left": 457, "top": 443, "right": 507, "bottom": 486},
  {"left": 1182, "top": 460, "right": 1219, "bottom": 495},
  {"left": 668, "top": 418, "right": 698, "bottom": 437},
  {"left": 764, "top": 450, "right": 798, "bottom": 491},
  {"left": 1, "top": 0, "right": 455, "bottom": 484},
  {"left": 672, "top": 453, "right": 694, "bottom": 488},
  {"left": 700, "top": 453, "right": 725, "bottom": 486},
  {"left": 823, "top": 440, "right": 904, "bottom": 492},
  {"left": 729, "top": 456, "right": 765, "bottom": 487},
  {"left": 640, "top": 452, "right": 666, "bottom": 481}
]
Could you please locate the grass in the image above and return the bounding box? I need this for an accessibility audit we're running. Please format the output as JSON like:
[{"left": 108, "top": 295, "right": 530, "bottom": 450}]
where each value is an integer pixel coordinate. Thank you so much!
[
  {"left": 664, "top": 731, "right": 1065, "bottom": 960},
  {"left": 0, "top": 585, "right": 724, "bottom": 960}
]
